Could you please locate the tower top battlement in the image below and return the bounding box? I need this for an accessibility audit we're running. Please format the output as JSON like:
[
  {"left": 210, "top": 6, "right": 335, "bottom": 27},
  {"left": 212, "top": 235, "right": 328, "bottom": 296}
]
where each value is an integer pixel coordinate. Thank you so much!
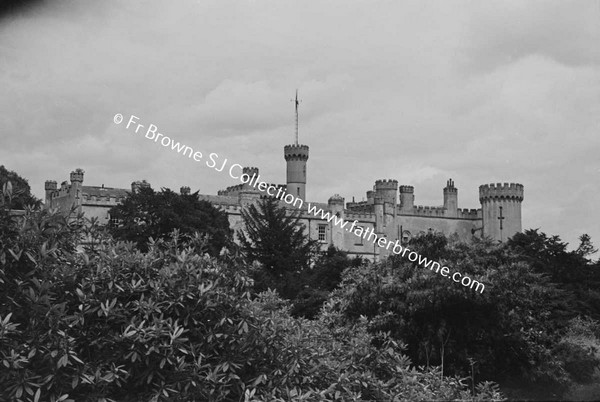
[
  {"left": 399, "top": 185, "right": 414, "bottom": 193},
  {"left": 284, "top": 144, "right": 309, "bottom": 161},
  {"left": 375, "top": 179, "right": 398, "bottom": 190},
  {"left": 242, "top": 166, "right": 259, "bottom": 176},
  {"left": 45, "top": 180, "right": 57, "bottom": 190},
  {"left": 479, "top": 182, "right": 524, "bottom": 202}
]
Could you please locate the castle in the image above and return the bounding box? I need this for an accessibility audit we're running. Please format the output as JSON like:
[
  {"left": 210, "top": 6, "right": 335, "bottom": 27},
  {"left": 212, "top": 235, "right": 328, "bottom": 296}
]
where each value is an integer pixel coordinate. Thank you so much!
[{"left": 44, "top": 143, "right": 524, "bottom": 261}]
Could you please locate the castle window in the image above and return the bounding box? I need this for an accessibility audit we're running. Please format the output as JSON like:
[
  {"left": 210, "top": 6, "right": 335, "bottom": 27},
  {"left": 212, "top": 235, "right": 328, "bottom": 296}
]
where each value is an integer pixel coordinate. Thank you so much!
[
  {"left": 355, "top": 226, "right": 364, "bottom": 245},
  {"left": 318, "top": 224, "right": 327, "bottom": 242},
  {"left": 108, "top": 214, "right": 121, "bottom": 228}
]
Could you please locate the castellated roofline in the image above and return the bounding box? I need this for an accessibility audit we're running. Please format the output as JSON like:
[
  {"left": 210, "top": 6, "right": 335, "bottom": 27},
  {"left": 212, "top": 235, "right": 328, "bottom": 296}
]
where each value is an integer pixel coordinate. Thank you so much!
[
  {"left": 375, "top": 179, "right": 398, "bottom": 190},
  {"left": 284, "top": 144, "right": 309, "bottom": 161},
  {"left": 45, "top": 180, "right": 58, "bottom": 190},
  {"left": 399, "top": 185, "right": 414, "bottom": 193},
  {"left": 242, "top": 166, "right": 259, "bottom": 174},
  {"left": 479, "top": 182, "right": 524, "bottom": 202}
]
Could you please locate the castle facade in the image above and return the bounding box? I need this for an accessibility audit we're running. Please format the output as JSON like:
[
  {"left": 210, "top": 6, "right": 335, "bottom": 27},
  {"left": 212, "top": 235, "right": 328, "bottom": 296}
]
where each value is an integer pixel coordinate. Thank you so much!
[{"left": 44, "top": 143, "right": 524, "bottom": 261}]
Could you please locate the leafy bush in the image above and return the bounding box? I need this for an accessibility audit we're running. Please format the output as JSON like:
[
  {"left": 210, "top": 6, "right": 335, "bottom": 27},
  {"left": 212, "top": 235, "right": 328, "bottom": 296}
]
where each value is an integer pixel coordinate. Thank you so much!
[{"left": 0, "top": 205, "right": 504, "bottom": 401}]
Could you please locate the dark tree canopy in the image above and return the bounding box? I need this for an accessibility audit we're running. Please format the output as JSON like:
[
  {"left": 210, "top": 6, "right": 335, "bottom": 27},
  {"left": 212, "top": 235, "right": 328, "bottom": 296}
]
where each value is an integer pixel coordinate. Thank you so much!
[
  {"left": 0, "top": 165, "right": 41, "bottom": 210},
  {"left": 237, "top": 197, "right": 318, "bottom": 274},
  {"left": 237, "top": 197, "right": 319, "bottom": 298},
  {"left": 108, "top": 186, "right": 232, "bottom": 255}
]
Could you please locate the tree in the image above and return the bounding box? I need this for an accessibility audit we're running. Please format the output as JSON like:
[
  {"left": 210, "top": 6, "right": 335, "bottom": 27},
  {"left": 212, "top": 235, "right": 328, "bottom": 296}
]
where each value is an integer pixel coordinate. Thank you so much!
[
  {"left": 575, "top": 234, "right": 598, "bottom": 259},
  {"left": 0, "top": 165, "right": 41, "bottom": 210},
  {"left": 108, "top": 186, "right": 232, "bottom": 255},
  {"left": 0, "top": 200, "right": 505, "bottom": 402},
  {"left": 327, "top": 232, "right": 599, "bottom": 400},
  {"left": 291, "top": 245, "right": 362, "bottom": 319},
  {"left": 237, "top": 197, "right": 318, "bottom": 298},
  {"left": 506, "top": 229, "right": 600, "bottom": 321}
]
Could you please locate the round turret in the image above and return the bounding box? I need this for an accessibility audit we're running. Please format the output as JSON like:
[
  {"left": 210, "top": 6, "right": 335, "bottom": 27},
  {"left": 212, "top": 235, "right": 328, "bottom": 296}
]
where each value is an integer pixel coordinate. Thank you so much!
[
  {"left": 328, "top": 194, "right": 344, "bottom": 205},
  {"left": 180, "top": 186, "right": 191, "bottom": 195},
  {"left": 284, "top": 144, "right": 309, "bottom": 200},
  {"left": 284, "top": 144, "right": 309, "bottom": 161},
  {"left": 479, "top": 182, "right": 524, "bottom": 202},
  {"left": 479, "top": 182, "right": 524, "bottom": 242}
]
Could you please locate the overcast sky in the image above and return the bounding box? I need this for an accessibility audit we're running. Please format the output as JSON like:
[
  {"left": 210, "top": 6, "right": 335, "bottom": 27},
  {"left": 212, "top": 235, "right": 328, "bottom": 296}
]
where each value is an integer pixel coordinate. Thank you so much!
[{"left": 1, "top": 0, "right": 599, "bottom": 249}]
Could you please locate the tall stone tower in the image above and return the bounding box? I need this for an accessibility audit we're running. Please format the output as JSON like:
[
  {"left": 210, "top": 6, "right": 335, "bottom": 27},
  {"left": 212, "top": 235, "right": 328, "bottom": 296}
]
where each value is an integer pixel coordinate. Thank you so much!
[
  {"left": 443, "top": 178, "right": 458, "bottom": 218},
  {"left": 479, "top": 182, "right": 524, "bottom": 242},
  {"left": 44, "top": 180, "right": 57, "bottom": 205},
  {"left": 284, "top": 144, "right": 309, "bottom": 200},
  {"left": 285, "top": 90, "right": 309, "bottom": 201},
  {"left": 399, "top": 185, "right": 414, "bottom": 213}
]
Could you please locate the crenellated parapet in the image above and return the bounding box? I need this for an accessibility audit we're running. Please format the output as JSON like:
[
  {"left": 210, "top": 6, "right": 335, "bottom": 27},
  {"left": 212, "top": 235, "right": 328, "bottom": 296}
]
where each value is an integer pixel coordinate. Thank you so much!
[
  {"left": 218, "top": 183, "right": 244, "bottom": 196},
  {"left": 457, "top": 208, "right": 481, "bottom": 219},
  {"left": 413, "top": 205, "right": 446, "bottom": 217},
  {"left": 375, "top": 179, "right": 398, "bottom": 190},
  {"left": 45, "top": 180, "right": 58, "bottom": 191},
  {"left": 284, "top": 144, "right": 309, "bottom": 161},
  {"left": 479, "top": 183, "right": 524, "bottom": 202},
  {"left": 242, "top": 166, "right": 259, "bottom": 177}
]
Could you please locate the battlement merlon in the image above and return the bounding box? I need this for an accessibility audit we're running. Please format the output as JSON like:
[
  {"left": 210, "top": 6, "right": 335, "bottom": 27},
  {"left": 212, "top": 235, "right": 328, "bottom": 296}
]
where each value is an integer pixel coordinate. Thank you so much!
[
  {"left": 374, "top": 179, "right": 399, "bottom": 190},
  {"left": 399, "top": 185, "right": 414, "bottom": 193},
  {"left": 284, "top": 144, "right": 309, "bottom": 161},
  {"left": 45, "top": 180, "right": 58, "bottom": 191},
  {"left": 479, "top": 182, "right": 524, "bottom": 202},
  {"left": 242, "top": 166, "right": 259, "bottom": 177}
]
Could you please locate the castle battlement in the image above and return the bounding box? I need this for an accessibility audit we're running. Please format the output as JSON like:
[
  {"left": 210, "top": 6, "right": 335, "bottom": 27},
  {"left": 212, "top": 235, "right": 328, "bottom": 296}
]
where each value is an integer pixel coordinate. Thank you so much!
[
  {"left": 457, "top": 208, "right": 480, "bottom": 219},
  {"left": 345, "top": 211, "right": 376, "bottom": 220},
  {"left": 413, "top": 205, "right": 446, "bottom": 216},
  {"left": 284, "top": 144, "right": 309, "bottom": 161},
  {"left": 375, "top": 179, "right": 398, "bottom": 190},
  {"left": 479, "top": 182, "right": 524, "bottom": 202},
  {"left": 45, "top": 180, "right": 57, "bottom": 191},
  {"left": 242, "top": 166, "right": 259, "bottom": 177},
  {"left": 399, "top": 185, "right": 414, "bottom": 193}
]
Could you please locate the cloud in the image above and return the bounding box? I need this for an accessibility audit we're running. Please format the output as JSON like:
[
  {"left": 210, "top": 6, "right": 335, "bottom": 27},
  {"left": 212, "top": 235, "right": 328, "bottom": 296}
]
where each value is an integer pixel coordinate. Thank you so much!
[{"left": 0, "top": 0, "right": 598, "bottom": 248}]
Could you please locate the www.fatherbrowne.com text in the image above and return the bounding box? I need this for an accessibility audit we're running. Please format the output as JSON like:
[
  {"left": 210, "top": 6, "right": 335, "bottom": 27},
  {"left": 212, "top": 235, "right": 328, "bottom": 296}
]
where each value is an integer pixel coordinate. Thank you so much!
[{"left": 114, "top": 113, "right": 485, "bottom": 293}]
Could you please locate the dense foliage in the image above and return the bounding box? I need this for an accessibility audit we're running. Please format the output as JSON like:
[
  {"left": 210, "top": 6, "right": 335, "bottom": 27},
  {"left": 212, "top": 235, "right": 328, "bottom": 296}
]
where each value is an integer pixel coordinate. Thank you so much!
[
  {"left": 326, "top": 232, "right": 600, "bottom": 400},
  {"left": 237, "top": 197, "right": 319, "bottom": 298},
  {"left": 0, "top": 165, "right": 41, "bottom": 210},
  {"left": 108, "top": 186, "right": 232, "bottom": 255},
  {"left": 0, "top": 200, "right": 503, "bottom": 401}
]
